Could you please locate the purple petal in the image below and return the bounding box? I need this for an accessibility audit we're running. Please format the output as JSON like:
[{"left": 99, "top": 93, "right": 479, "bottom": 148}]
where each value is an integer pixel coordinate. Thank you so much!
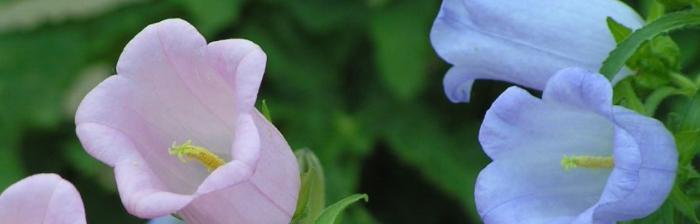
[
  {"left": 431, "top": 0, "right": 643, "bottom": 102},
  {"left": 0, "top": 174, "right": 86, "bottom": 224},
  {"left": 476, "top": 68, "right": 677, "bottom": 223},
  {"left": 588, "top": 107, "right": 676, "bottom": 222},
  {"left": 479, "top": 86, "right": 614, "bottom": 160},
  {"left": 542, "top": 67, "right": 613, "bottom": 117}
]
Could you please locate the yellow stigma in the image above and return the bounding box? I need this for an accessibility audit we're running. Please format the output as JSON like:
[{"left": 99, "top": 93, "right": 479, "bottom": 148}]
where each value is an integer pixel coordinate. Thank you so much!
[
  {"left": 169, "top": 140, "right": 225, "bottom": 172},
  {"left": 561, "top": 155, "right": 614, "bottom": 171}
]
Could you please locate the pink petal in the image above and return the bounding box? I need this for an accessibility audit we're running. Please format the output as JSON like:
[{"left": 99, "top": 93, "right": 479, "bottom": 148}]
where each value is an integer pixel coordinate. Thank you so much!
[
  {"left": 114, "top": 158, "right": 194, "bottom": 218},
  {"left": 0, "top": 174, "right": 86, "bottom": 224},
  {"left": 76, "top": 18, "right": 299, "bottom": 221},
  {"left": 181, "top": 111, "right": 299, "bottom": 224},
  {"left": 206, "top": 39, "right": 267, "bottom": 110}
]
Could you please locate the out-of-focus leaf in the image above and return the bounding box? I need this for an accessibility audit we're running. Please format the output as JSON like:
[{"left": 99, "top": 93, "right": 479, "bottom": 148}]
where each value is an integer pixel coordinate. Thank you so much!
[
  {"left": 63, "top": 64, "right": 111, "bottom": 118},
  {"left": 171, "top": 0, "right": 244, "bottom": 36},
  {"left": 0, "top": 0, "right": 143, "bottom": 32},
  {"left": 358, "top": 94, "right": 487, "bottom": 221},
  {"left": 676, "top": 130, "right": 700, "bottom": 165},
  {"left": 624, "top": 200, "right": 675, "bottom": 223},
  {"left": 370, "top": 0, "right": 436, "bottom": 100},
  {"left": 264, "top": 0, "right": 368, "bottom": 33},
  {"left": 315, "top": 194, "right": 368, "bottom": 224},
  {"left": 64, "top": 140, "right": 115, "bottom": 191},
  {"left": 0, "top": 113, "right": 23, "bottom": 189},
  {"left": 670, "top": 184, "right": 700, "bottom": 223}
]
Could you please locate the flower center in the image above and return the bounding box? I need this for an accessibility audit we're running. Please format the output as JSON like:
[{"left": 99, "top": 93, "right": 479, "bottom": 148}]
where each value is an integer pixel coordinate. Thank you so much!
[
  {"left": 169, "top": 140, "right": 225, "bottom": 172},
  {"left": 560, "top": 155, "right": 614, "bottom": 171}
]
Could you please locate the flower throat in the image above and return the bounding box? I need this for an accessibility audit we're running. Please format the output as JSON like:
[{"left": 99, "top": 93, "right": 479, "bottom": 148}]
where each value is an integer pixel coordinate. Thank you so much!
[
  {"left": 560, "top": 155, "right": 614, "bottom": 171},
  {"left": 169, "top": 140, "right": 225, "bottom": 172}
]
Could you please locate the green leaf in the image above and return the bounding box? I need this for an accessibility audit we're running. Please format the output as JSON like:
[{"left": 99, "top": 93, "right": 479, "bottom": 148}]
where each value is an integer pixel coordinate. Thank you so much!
[
  {"left": 670, "top": 184, "right": 700, "bottom": 223},
  {"left": 613, "top": 79, "right": 647, "bottom": 114},
  {"left": 600, "top": 10, "right": 700, "bottom": 80},
  {"left": 607, "top": 17, "right": 633, "bottom": 43},
  {"left": 171, "top": 0, "right": 244, "bottom": 35},
  {"left": 315, "top": 194, "right": 369, "bottom": 224},
  {"left": 370, "top": 0, "right": 437, "bottom": 100},
  {"left": 292, "top": 149, "right": 326, "bottom": 224}
]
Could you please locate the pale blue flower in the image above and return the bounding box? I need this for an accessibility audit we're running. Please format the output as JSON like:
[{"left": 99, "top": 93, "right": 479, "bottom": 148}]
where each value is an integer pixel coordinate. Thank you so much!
[
  {"left": 148, "top": 216, "right": 185, "bottom": 224},
  {"left": 431, "top": 0, "right": 644, "bottom": 102},
  {"left": 476, "top": 68, "right": 677, "bottom": 223}
]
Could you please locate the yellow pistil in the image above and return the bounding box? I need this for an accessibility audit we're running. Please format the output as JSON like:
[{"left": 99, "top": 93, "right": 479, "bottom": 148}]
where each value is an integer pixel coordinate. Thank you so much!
[
  {"left": 561, "top": 155, "right": 614, "bottom": 171},
  {"left": 169, "top": 140, "right": 225, "bottom": 172}
]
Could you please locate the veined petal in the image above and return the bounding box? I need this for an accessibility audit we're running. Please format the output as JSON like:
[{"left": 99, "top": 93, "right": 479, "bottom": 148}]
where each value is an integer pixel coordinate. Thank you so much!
[
  {"left": 479, "top": 86, "right": 614, "bottom": 160},
  {"left": 0, "top": 174, "right": 86, "bottom": 224},
  {"left": 589, "top": 107, "right": 676, "bottom": 222},
  {"left": 206, "top": 40, "right": 267, "bottom": 110},
  {"left": 431, "top": 0, "right": 643, "bottom": 102},
  {"left": 542, "top": 68, "right": 613, "bottom": 117},
  {"left": 476, "top": 68, "right": 678, "bottom": 223},
  {"left": 114, "top": 158, "right": 194, "bottom": 218},
  {"left": 180, "top": 182, "right": 293, "bottom": 224}
]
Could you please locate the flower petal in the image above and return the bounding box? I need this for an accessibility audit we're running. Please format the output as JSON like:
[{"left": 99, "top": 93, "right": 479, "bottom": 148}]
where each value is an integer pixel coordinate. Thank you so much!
[
  {"left": 180, "top": 111, "right": 298, "bottom": 223},
  {"left": 588, "top": 107, "right": 677, "bottom": 222},
  {"left": 248, "top": 111, "right": 300, "bottom": 216},
  {"left": 180, "top": 182, "right": 293, "bottom": 224},
  {"left": 114, "top": 158, "right": 194, "bottom": 218},
  {"left": 206, "top": 39, "right": 267, "bottom": 110},
  {"left": 76, "top": 19, "right": 244, "bottom": 194},
  {"left": 479, "top": 86, "right": 614, "bottom": 160},
  {"left": 475, "top": 154, "right": 610, "bottom": 223},
  {"left": 0, "top": 174, "right": 86, "bottom": 224},
  {"left": 431, "top": 0, "right": 643, "bottom": 102},
  {"left": 542, "top": 68, "right": 613, "bottom": 117}
]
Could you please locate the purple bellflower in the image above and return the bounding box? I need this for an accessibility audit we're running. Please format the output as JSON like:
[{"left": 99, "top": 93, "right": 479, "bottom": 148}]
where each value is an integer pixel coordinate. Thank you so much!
[
  {"left": 476, "top": 68, "right": 677, "bottom": 223},
  {"left": 431, "top": 0, "right": 644, "bottom": 103}
]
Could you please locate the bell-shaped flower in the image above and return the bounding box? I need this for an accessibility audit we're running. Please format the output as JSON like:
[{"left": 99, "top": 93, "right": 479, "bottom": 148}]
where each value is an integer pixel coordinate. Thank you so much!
[
  {"left": 0, "top": 174, "right": 86, "bottom": 224},
  {"left": 431, "top": 0, "right": 645, "bottom": 103},
  {"left": 476, "top": 68, "right": 677, "bottom": 223},
  {"left": 75, "top": 19, "right": 300, "bottom": 223}
]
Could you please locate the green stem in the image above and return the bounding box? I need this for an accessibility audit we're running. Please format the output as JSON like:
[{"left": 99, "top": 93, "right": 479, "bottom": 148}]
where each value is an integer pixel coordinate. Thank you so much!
[
  {"left": 644, "top": 86, "right": 679, "bottom": 116},
  {"left": 670, "top": 72, "right": 698, "bottom": 96}
]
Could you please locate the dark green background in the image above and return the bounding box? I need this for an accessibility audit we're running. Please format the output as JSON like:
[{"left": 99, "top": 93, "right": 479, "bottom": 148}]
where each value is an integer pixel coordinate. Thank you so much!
[{"left": 0, "top": 0, "right": 697, "bottom": 223}]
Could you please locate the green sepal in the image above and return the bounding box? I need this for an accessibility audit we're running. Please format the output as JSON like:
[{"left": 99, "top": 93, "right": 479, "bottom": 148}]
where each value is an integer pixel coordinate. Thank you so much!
[
  {"left": 261, "top": 99, "right": 273, "bottom": 122},
  {"left": 291, "top": 148, "right": 326, "bottom": 224},
  {"left": 314, "top": 194, "right": 369, "bottom": 224}
]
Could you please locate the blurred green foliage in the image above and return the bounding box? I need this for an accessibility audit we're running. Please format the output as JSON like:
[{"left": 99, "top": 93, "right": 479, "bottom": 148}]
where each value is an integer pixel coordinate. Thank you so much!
[{"left": 1, "top": 0, "right": 699, "bottom": 223}]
